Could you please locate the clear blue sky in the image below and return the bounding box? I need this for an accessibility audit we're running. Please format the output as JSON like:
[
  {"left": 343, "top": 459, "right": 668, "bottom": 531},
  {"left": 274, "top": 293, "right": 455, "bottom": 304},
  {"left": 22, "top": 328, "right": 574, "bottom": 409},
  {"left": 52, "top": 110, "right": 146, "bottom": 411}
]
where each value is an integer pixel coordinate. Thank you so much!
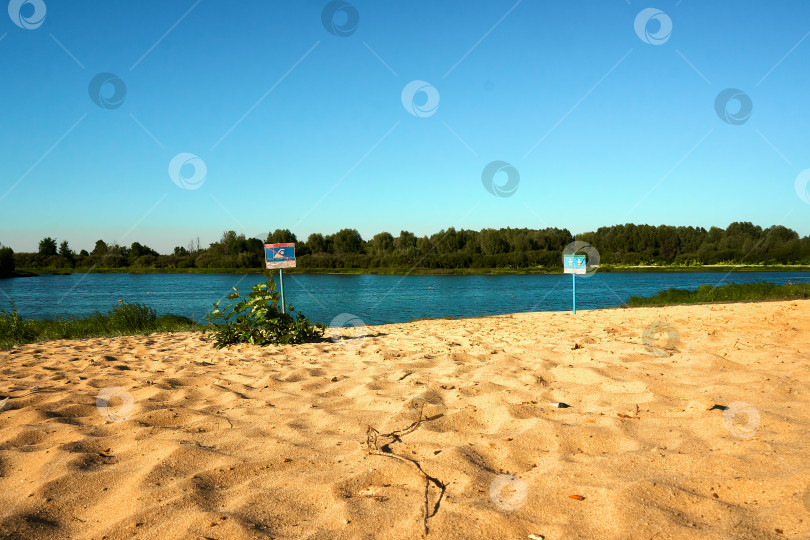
[{"left": 1, "top": 0, "right": 809, "bottom": 253}]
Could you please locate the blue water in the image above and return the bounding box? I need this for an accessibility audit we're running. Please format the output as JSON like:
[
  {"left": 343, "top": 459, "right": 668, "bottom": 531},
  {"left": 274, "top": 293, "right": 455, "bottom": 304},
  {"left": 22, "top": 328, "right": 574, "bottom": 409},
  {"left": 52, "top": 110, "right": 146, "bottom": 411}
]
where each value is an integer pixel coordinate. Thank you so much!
[{"left": 1, "top": 271, "right": 808, "bottom": 326}]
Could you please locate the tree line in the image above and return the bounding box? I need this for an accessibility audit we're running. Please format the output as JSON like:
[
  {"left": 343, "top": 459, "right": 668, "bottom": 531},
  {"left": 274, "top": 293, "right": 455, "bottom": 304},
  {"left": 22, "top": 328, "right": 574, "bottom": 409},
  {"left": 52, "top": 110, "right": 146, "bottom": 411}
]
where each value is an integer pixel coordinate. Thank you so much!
[{"left": 2, "top": 222, "right": 809, "bottom": 276}]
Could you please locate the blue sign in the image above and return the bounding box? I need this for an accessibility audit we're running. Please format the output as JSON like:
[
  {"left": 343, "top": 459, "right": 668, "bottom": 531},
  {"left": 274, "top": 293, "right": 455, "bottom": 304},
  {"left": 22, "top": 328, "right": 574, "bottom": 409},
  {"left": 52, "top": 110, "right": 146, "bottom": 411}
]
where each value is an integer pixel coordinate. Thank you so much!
[
  {"left": 265, "top": 243, "right": 296, "bottom": 269},
  {"left": 563, "top": 254, "right": 587, "bottom": 274}
]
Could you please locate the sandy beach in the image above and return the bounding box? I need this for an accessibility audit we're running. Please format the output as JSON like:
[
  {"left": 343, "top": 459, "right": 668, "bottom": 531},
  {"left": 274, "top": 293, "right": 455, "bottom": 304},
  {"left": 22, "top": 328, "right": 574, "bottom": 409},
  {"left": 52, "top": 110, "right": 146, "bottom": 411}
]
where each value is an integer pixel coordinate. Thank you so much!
[{"left": 1, "top": 300, "right": 808, "bottom": 539}]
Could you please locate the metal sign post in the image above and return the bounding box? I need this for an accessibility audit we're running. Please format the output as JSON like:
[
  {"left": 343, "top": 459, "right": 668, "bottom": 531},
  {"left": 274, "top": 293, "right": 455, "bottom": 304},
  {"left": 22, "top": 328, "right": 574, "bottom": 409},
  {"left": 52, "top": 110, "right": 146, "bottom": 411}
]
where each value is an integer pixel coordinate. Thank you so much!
[
  {"left": 563, "top": 254, "right": 587, "bottom": 314},
  {"left": 265, "top": 243, "right": 296, "bottom": 314},
  {"left": 279, "top": 268, "right": 285, "bottom": 313}
]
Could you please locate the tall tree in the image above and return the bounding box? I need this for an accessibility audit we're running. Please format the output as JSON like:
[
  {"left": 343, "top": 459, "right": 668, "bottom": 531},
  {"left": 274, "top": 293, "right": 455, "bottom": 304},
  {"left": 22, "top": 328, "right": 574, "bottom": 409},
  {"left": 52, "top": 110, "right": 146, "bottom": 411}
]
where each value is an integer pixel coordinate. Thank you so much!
[
  {"left": 332, "top": 229, "right": 363, "bottom": 253},
  {"left": 130, "top": 242, "right": 159, "bottom": 259},
  {"left": 0, "top": 244, "right": 14, "bottom": 277},
  {"left": 479, "top": 229, "right": 508, "bottom": 255},
  {"left": 186, "top": 237, "right": 201, "bottom": 255},
  {"left": 395, "top": 230, "right": 417, "bottom": 251},
  {"left": 266, "top": 229, "right": 297, "bottom": 244},
  {"left": 92, "top": 240, "right": 109, "bottom": 256},
  {"left": 306, "top": 233, "right": 326, "bottom": 253},
  {"left": 58, "top": 240, "right": 74, "bottom": 259},
  {"left": 369, "top": 232, "right": 394, "bottom": 254},
  {"left": 38, "top": 237, "right": 58, "bottom": 256}
]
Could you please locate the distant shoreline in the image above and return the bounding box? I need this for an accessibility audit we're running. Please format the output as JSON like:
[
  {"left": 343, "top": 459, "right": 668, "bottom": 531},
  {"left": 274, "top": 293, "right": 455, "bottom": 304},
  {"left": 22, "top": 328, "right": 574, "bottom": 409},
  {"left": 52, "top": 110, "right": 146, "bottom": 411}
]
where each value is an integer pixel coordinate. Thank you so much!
[{"left": 10, "top": 264, "right": 810, "bottom": 277}]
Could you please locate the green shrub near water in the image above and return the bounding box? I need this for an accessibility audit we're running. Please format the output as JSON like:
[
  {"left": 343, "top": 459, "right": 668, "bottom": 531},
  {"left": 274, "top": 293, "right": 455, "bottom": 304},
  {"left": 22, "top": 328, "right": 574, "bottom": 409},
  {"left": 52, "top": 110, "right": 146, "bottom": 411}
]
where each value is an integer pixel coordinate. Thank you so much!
[
  {"left": 0, "top": 300, "right": 196, "bottom": 349},
  {"left": 0, "top": 301, "right": 37, "bottom": 345},
  {"left": 626, "top": 281, "right": 810, "bottom": 307},
  {"left": 206, "top": 275, "right": 324, "bottom": 348},
  {"left": 106, "top": 302, "right": 157, "bottom": 332}
]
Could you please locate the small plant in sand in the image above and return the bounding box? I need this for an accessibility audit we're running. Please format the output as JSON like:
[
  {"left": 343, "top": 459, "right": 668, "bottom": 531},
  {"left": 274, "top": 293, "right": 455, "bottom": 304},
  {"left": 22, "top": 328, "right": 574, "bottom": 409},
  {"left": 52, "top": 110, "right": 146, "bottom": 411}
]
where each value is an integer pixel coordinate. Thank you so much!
[{"left": 206, "top": 275, "right": 323, "bottom": 348}]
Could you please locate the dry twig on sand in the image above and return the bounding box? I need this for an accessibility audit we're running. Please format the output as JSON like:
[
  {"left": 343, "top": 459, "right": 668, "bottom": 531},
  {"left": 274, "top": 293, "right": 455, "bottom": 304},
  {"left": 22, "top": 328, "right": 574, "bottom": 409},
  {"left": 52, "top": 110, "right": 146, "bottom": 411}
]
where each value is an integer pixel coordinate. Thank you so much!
[{"left": 366, "top": 406, "right": 446, "bottom": 535}]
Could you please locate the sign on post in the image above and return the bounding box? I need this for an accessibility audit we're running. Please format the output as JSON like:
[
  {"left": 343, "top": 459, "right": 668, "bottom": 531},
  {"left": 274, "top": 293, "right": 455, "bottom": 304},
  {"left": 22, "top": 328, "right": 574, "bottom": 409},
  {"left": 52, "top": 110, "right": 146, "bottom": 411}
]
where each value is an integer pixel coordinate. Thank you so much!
[
  {"left": 265, "top": 243, "right": 296, "bottom": 269},
  {"left": 563, "top": 254, "right": 587, "bottom": 274},
  {"left": 265, "top": 243, "right": 296, "bottom": 314},
  {"left": 563, "top": 254, "right": 586, "bottom": 314}
]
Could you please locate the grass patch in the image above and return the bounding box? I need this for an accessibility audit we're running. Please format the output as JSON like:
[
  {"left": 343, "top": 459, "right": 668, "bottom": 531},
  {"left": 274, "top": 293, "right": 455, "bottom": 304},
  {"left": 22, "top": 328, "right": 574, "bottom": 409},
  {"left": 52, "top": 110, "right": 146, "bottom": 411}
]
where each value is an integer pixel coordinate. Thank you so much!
[
  {"left": 600, "top": 264, "right": 810, "bottom": 273},
  {"left": 0, "top": 301, "right": 199, "bottom": 349},
  {"left": 626, "top": 281, "right": 810, "bottom": 307}
]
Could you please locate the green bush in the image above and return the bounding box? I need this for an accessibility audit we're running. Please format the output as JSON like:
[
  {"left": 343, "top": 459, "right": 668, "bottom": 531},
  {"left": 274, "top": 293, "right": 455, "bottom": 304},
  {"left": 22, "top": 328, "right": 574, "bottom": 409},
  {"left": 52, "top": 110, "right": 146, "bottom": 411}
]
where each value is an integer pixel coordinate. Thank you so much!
[
  {"left": 106, "top": 302, "right": 157, "bottom": 333},
  {"left": 156, "top": 313, "right": 195, "bottom": 326},
  {"left": 0, "top": 301, "right": 198, "bottom": 349},
  {"left": 0, "top": 301, "right": 37, "bottom": 344},
  {"left": 206, "top": 275, "right": 323, "bottom": 348}
]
